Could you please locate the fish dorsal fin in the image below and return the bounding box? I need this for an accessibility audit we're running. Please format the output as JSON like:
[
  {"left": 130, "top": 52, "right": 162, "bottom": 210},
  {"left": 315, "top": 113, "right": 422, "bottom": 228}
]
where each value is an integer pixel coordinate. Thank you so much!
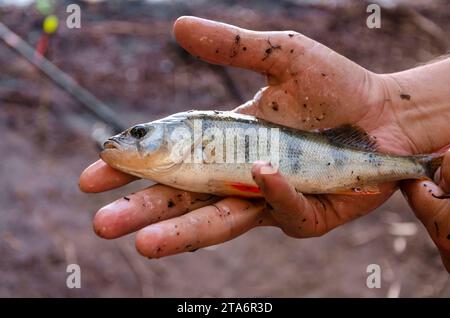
[{"left": 321, "top": 124, "right": 378, "bottom": 152}]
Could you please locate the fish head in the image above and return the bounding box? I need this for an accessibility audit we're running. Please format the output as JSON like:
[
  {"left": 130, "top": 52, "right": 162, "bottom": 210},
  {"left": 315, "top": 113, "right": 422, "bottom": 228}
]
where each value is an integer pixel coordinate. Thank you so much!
[{"left": 100, "top": 121, "right": 180, "bottom": 177}]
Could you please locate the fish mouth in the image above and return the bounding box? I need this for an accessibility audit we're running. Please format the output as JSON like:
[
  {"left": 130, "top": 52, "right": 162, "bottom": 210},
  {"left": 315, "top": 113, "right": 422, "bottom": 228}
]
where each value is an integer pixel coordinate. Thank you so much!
[{"left": 103, "top": 139, "right": 120, "bottom": 150}]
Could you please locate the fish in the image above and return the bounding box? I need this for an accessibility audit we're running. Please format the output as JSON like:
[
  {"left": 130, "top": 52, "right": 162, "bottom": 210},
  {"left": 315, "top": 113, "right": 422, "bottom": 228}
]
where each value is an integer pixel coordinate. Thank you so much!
[{"left": 100, "top": 110, "right": 445, "bottom": 198}]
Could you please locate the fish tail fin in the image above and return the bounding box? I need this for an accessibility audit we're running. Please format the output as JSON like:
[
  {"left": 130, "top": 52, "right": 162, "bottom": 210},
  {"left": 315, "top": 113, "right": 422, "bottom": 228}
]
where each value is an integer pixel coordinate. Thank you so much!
[
  {"left": 423, "top": 155, "right": 444, "bottom": 179},
  {"left": 419, "top": 146, "right": 449, "bottom": 179}
]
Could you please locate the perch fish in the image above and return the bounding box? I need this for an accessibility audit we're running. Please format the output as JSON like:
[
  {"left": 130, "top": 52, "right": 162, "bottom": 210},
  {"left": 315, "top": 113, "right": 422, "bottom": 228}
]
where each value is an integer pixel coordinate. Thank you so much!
[{"left": 100, "top": 111, "right": 443, "bottom": 198}]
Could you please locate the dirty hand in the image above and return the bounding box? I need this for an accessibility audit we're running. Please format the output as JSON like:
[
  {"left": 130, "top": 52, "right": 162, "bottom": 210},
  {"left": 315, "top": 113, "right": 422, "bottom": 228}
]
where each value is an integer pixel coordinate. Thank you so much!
[
  {"left": 79, "top": 16, "right": 450, "bottom": 258},
  {"left": 401, "top": 151, "right": 450, "bottom": 273}
]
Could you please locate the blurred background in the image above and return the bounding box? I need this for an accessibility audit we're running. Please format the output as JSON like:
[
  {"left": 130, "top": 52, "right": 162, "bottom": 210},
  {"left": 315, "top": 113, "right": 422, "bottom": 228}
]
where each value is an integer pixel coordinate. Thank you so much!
[{"left": 0, "top": 0, "right": 449, "bottom": 297}]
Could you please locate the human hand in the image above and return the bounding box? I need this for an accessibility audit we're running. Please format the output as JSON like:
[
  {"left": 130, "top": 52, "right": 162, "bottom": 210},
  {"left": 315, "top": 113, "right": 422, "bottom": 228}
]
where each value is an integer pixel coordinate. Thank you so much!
[
  {"left": 79, "top": 16, "right": 450, "bottom": 258},
  {"left": 401, "top": 151, "right": 450, "bottom": 273}
]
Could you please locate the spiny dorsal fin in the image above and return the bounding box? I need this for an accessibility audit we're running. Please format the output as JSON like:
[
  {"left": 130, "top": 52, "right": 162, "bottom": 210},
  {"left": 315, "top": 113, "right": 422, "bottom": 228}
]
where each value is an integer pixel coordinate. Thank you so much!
[{"left": 321, "top": 124, "right": 378, "bottom": 152}]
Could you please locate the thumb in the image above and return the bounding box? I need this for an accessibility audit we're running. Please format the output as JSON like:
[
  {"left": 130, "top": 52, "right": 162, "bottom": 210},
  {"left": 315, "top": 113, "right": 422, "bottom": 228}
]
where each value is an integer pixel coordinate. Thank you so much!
[
  {"left": 434, "top": 150, "right": 450, "bottom": 193},
  {"left": 251, "top": 161, "right": 327, "bottom": 237}
]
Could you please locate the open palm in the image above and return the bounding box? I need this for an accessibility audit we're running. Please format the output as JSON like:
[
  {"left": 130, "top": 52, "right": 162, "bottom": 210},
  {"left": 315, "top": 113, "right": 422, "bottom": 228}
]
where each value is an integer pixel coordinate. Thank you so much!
[{"left": 80, "top": 17, "right": 435, "bottom": 257}]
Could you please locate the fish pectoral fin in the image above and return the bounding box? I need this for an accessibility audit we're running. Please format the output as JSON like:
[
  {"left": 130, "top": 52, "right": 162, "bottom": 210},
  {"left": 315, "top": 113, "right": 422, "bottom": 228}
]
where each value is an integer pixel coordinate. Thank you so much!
[
  {"left": 207, "top": 179, "right": 261, "bottom": 197},
  {"left": 334, "top": 185, "right": 381, "bottom": 195},
  {"left": 150, "top": 160, "right": 180, "bottom": 174}
]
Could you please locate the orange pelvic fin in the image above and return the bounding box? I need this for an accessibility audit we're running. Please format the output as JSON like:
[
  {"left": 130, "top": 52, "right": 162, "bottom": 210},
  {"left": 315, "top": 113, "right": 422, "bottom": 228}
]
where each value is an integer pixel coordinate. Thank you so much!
[
  {"left": 207, "top": 179, "right": 261, "bottom": 197},
  {"left": 229, "top": 182, "right": 261, "bottom": 194}
]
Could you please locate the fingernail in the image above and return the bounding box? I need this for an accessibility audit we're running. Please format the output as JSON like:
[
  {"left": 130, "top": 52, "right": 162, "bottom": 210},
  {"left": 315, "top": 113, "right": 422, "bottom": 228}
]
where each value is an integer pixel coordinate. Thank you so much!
[
  {"left": 251, "top": 163, "right": 265, "bottom": 183},
  {"left": 434, "top": 168, "right": 442, "bottom": 185},
  {"left": 260, "top": 161, "right": 279, "bottom": 175},
  {"left": 102, "top": 198, "right": 131, "bottom": 213}
]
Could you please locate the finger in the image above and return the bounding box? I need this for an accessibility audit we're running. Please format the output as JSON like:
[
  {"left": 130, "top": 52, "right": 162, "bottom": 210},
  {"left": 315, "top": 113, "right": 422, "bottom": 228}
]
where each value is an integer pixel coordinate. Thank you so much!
[
  {"left": 251, "top": 161, "right": 325, "bottom": 237},
  {"left": 79, "top": 160, "right": 137, "bottom": 193},
  {"left": 401, "top": 179, "right": 450, "bottom": 273},
  {"left": 135, "top": 198, "right": 273, "bottom": 258},
  {"left": 401, "top": 179, "right": 449, "bottom": 221},
  {"left": 93, "top": 184, "right": 219, "bottom": 239},
  {"left": 173, "top": 16, "right": 314, "bottom": 77},
  {"left": 435, "top": 150, "right": 450, "bottom": 193},
  {"left": 252, "top": 161, "right": 395, "bottom": 237}
]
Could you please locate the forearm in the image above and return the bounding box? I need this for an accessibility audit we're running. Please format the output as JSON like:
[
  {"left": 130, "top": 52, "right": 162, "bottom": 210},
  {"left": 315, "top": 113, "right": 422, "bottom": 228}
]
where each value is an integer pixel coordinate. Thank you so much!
[{"left": 381, "top": 58, "right": 450, "bottom": 154}]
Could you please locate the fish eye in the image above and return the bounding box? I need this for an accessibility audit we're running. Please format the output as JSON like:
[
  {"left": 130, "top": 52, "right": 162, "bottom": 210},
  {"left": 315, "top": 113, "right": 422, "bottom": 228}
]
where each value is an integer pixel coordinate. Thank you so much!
[{"left": 129, "top": 125, "right": 148, "bottom": 139}]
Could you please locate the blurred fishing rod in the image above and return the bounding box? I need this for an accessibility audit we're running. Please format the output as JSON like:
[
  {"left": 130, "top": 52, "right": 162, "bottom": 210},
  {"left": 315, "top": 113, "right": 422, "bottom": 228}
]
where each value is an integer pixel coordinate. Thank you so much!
[{"left": 0, "top": 21, "right": 127, "bottom": 136}]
